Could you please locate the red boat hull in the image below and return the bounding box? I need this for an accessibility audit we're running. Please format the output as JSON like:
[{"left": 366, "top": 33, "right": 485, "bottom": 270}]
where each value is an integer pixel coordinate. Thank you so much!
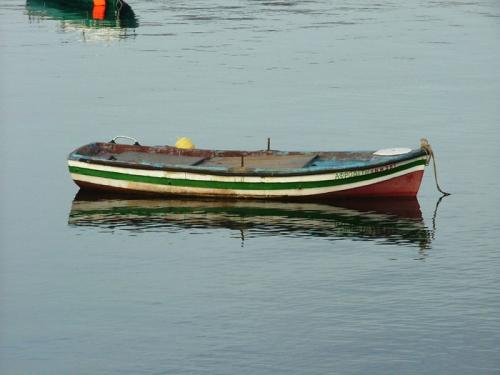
[
  {"left": 74, "top": 170, "right": 425, "bottom": 200},
  {"left": 315, "top": 170, "right": 425, "bottom": 198}
]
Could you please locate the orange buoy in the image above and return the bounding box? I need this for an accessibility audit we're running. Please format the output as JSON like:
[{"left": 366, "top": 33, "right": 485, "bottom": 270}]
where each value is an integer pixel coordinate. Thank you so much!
[{"left": 92, "top": 0, "right": 106, "bottom": 20}]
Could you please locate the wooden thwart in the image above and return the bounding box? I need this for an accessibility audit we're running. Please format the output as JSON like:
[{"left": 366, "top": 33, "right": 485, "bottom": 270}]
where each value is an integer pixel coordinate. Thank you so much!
[{"left": 200, "top": 154, "right": 317, "bottom": 169}]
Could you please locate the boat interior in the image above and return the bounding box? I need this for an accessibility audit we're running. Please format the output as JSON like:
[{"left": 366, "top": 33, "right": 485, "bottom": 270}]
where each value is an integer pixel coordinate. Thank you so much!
[{"left": 70, "top": 142, "right": 420, "bottom": 172}]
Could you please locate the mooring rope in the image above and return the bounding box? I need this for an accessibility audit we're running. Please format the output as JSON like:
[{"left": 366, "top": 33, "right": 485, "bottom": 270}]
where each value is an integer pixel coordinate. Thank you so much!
[
  {"left": 420, "top": 138, "right": 451, "bottom": 196},
  {"left": 115, "top": 0, "right": 124, "bottom": 17}
]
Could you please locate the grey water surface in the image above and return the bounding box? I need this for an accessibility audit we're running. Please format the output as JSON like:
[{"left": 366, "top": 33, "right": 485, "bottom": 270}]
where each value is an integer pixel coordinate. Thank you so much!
[{"left": 1, "top": 0, "right": 499, "bottom": 374}]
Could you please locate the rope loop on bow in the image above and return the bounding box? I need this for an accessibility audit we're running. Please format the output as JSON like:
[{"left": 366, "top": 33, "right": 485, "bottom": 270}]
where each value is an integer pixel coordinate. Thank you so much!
[{"left": 420, "top": 138, "right": 450, "bottom": 196}]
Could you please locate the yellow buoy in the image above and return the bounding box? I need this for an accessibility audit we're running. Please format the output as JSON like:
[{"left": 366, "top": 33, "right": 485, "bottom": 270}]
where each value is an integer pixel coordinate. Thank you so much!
[{"left": 175, "top": 137, "right": 195, "bottom": 149}]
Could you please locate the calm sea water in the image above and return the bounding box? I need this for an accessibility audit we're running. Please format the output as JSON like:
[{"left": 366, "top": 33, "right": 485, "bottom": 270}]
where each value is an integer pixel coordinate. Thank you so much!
[{"left": 1, "top": 0, "right": 499, "bottom": 374}]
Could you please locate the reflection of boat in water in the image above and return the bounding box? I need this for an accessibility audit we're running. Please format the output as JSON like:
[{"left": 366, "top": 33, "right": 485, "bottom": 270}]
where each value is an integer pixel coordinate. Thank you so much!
[
  {"left": 26, "top": 0, "right": 138, "bottom": 36},
  {"left": 69, "top": 192, "right": 433, "bottom": 249}
]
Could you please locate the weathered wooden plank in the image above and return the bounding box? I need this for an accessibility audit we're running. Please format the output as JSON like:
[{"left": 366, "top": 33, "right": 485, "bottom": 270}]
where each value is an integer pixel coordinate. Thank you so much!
[
  {"left": 110, "top": 151, "right": 205, "bottom": 166},
  {"left": 200, "top": 154, "right": 317, "bottom": 169}
]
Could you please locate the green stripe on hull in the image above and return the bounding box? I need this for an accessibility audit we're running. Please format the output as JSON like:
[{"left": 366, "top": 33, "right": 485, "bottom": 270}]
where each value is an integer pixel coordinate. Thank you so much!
[{"left": 69, "top": 159, "right": 426, "bottom": 191}]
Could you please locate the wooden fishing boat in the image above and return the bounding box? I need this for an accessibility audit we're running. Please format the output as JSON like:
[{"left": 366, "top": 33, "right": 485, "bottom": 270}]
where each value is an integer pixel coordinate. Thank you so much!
[
  {"left": 68, "top": 136, "right": 431, "bottom": 199},
  {"left": 27, "top": 0, "right": 130, "bottom": 12},
  {"left": 26, "top": 0, "right": 138, "bottom": 27}
]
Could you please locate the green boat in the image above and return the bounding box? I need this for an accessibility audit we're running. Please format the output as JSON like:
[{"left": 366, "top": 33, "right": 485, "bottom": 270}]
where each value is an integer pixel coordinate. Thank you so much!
[{"left": 26, "top": 0, "right": 138, "bottom": 28}]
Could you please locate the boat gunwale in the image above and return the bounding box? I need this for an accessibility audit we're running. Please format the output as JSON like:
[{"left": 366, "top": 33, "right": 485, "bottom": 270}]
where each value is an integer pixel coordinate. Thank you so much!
[{"left": 68, "top": 142, "right": 428, "bottom": 178}]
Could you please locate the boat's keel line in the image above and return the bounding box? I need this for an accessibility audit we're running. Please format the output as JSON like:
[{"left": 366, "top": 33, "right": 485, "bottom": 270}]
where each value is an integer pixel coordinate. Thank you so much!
[{"left": 70, "top": 163, "right": 425, "bottom": 197}]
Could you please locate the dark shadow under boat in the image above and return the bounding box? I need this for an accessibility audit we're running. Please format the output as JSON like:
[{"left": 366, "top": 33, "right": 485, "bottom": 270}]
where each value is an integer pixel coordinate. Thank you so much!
[
  {"left": 69, "top": 192, "right": 433, "bottom": 250},
  {"left": 26, "top": 0, "right": 138, "bottom": 32}
]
